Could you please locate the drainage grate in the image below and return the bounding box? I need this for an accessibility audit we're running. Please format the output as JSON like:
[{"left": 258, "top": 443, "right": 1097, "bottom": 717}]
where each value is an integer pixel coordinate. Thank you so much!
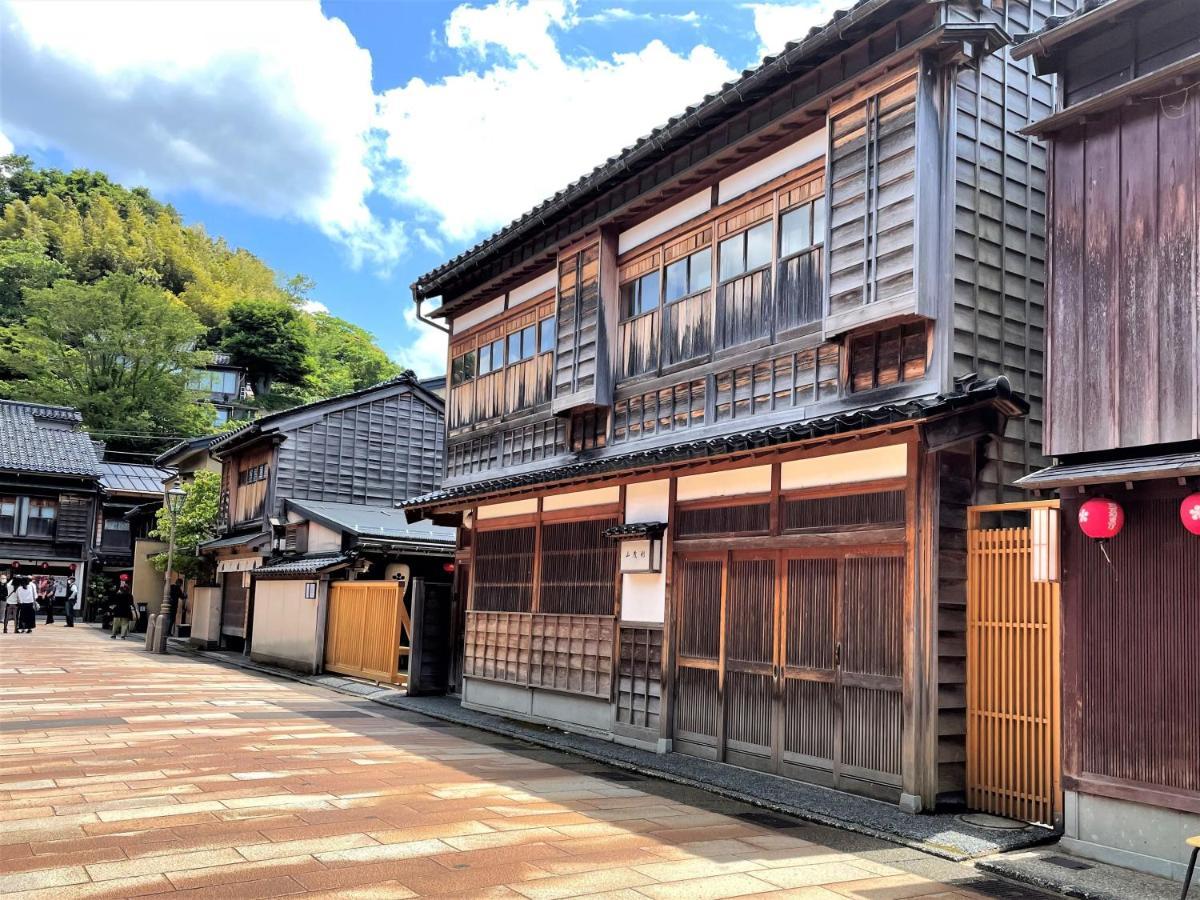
[
  {"left": 1044, "top": 855, "right": 1093, "bottom": 871},
  {"left": 734, "top": 811, "right": 803, "bottom": 829},
  {"left": 961, "top": 878, "right": 1051, "bottom": 898}
]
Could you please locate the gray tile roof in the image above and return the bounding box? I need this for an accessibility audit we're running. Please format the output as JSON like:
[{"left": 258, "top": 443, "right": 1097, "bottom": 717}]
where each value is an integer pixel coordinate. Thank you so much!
[
  {"left": 1015, "top": 449, "right": 1200, "bottom": 490},
  {"left": 99, "top": 461, "right": 175, "bottom": 496},
  {"left": 255, "top": 553, "right": 349, "bottom": 578},
  {"left": 0, "top": 400, "right": 101, "bottom": 478},
  {"left": 285, "top": 499, "right": 455, "bottom": 546}
]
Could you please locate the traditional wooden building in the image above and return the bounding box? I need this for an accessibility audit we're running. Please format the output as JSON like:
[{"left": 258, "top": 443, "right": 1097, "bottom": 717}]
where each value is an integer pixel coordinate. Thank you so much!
[
  {"left": 405, "top": 0, "right": 1074, "bottom": 813},
  {"left": 196, "top": 374, "right": 454, "bottom": 686},
  {"left": 95, "top": 460, "right": 174, "bottom": 603},
  {"left": 1011, "top": 0, "right": 1199, "bottom": 880},
  {"left": 0, "top": 400, "right": 100, "bottom": 600}
]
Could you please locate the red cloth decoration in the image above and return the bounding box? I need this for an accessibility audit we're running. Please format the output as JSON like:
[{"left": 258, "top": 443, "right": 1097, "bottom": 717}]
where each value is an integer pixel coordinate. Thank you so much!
[
  {"left": 1078, "top": 498, "right": 1124, "bottom": 540},
  {"left": 1181, "top": 492, "right": 1200, "bottom": 536}
]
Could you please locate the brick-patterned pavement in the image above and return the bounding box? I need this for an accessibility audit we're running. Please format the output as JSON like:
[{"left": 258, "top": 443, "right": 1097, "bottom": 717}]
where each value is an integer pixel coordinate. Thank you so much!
[{"left": 0, "top": 624, "right": 1036, "bottom": 899}]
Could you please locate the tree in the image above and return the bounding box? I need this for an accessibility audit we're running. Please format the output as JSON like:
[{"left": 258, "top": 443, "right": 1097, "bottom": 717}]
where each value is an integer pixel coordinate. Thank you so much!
[
  {"left": 149, "top": 470, "right": 221, "bottom": 582},
  {"left": 220, "top": 299, "right": 312, "bottom": 398},
  {"left": 1, "top": 274, "right": 213, "bottom": 449},
  {"left": 305, "top": 313, "right": 401, "bottom": 398}
]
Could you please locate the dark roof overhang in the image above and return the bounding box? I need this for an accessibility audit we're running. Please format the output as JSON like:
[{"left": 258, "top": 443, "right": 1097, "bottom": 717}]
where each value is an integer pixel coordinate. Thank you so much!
[
  {"left": 403, "top": 377, "right": 1026, "bottom": 521},
  {"left": 1015, "top": 446, "right": 1200, "bottom": 491}
]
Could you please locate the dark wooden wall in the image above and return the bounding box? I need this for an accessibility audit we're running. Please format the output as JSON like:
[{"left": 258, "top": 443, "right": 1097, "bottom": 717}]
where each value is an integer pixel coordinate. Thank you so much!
[
  {"left": 948, "top": 0, "right": 1068, "bottom": 499},
  {"left": 274, "top": 388, "right": 444, "bottom": 509},
  {"left": 1045, "top": 89, "right": 1199, "bottom": 456},
  {"left": 1060, "top": 484, "right": 1200, "bottom": 813}
]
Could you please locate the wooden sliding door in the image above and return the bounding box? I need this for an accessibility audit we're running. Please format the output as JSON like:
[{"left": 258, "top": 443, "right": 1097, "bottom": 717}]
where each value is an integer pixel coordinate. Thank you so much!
[{"left": 672, "top": 547, "right": 904, "bottom": 797}]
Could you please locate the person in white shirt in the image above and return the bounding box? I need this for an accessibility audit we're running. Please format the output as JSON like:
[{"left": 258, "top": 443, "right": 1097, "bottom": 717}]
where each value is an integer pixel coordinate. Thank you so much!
[
  {"left": 1, "top": 574, "right": 17, "bottom": 634},
  {"left": 12, "top": 577, "right": 38, "bottom": 633}
]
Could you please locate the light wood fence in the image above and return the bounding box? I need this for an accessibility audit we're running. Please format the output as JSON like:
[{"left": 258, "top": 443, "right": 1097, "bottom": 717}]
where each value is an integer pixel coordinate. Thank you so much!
[
  {"left": 324, "top": 581, "right": 411, "bottom": 687},
  {"left": 966, "top": 501, "right": 1062, "bottom": 826}
]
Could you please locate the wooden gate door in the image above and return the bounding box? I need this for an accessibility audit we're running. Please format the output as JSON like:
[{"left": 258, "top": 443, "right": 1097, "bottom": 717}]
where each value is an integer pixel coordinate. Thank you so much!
[
  {"left": 673, "top": 548, "right": 904, "bottom": 797},
  {"left": 966, "top": 501, "right": 1062, "bottom": 825},
  {"left": 324, "top": 581, "right": 411, "bottom": 686}
]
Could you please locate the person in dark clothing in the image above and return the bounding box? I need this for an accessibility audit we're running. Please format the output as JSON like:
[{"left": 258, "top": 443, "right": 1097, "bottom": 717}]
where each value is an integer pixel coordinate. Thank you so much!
[
  {"left": 167, "top": 578, "right": 186, "bottom": 634},
  {"left": 13, "top": 577, "right": 38, "bottom": 633},
  {"left": 42, "top": 577, "right": 56, "bottom": 625},
  {"left": 64, "top": 579, "right": 77, "bottom": 627},
  {"left": 110, "top": 581, "right": 135, "bottom": 639}
]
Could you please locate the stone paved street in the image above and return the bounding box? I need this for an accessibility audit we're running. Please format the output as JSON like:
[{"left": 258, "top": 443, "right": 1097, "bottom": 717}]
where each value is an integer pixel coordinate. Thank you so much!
[{"left": 0, "top": 625, "right": 1045, "bottom": 899}]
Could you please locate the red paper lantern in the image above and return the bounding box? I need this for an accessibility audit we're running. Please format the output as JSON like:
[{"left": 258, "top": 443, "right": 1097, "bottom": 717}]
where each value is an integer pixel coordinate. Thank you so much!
[
  {"left": 1078, "top": 498, "right": 1124, "bottom": 540},
  {"left": 68, "top": 563, "right": 77, "bottom": 573},
  {"left": 9, "top": 561, "right": 19, "bottom": 571},
  {"left": 1181, "top": 493, "right": 1200, "bottom": 536},
  {"left": 442, "top": 562, "right": 456, "bottom": 574}
]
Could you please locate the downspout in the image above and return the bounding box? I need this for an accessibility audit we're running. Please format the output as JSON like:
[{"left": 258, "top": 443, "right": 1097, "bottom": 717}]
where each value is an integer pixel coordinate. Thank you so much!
[{"left": 413, "top": 293, "right": 450, "bottom": 335}]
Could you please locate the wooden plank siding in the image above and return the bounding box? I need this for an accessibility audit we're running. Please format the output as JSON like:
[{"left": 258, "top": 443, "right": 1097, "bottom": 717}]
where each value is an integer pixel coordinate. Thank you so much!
[
  {"left": 1045, "top": 89, "right": 1199, "bottom": 456},
  {"left": 949, "top": 0, "right": 1062, "bottom": 501}
]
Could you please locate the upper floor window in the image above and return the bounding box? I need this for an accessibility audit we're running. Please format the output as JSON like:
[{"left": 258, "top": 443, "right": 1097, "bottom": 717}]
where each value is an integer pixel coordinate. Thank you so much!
[
  {"left": 664, "top": 247, "right": 712, "bottom": 303},
  {"left": 478, "top": 338, "right": 505, "bottom": 375},
  {"left": 451, "top": 350, "right": 477, "bottom": 386},
  {"left": 189, "top": 370, "right": 239, "bottom": 394},
  {"left": 719, "top": 220, "right": 773, "bottom": 281},
  {"left": 780, "top": 199, "right": 825, "bottom": 259},
  {"left": 26, "top": 498, "right": 57, "bottom": 538},
  {"left": 237, "top": 462, "right": 268, "bottom": 486},
  {"left": 539, "top": 316, "right": 555, "bottom": 354},
  {"left": 508, "top": 324, "right": 539, "bottom": 363},
  {"left": 620, "top": 270, "right": 660, "bottom": 319},
  {"left": 0, "top": 495, "right": 57, "bottom": 538},
  {"left": 101, "top": 516, "right": 130, "bottom": 548}
]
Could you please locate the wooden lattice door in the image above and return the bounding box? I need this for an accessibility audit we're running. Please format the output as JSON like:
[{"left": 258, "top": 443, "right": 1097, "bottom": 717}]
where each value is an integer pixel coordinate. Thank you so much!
[
  {"left": 324, "top": 581, "right": 410, "bottom": 687},
  {"left": 966, "top": 502, "right": 1062, "bottom": 825}
]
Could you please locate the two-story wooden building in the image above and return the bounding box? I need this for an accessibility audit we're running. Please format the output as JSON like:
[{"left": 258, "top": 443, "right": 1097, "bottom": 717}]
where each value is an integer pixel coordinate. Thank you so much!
[
  {"left": 1011, "top": 0, "right": 1199, "bottom": 880},
  {"left": 405, "top": 0, "right": 1075, "bottom": 813},
  {"left": 197, "top": 374, "right": 454, "bottom": 681},
  {"left": 0, "top": 400, "right": 100, "bottom": 598}
]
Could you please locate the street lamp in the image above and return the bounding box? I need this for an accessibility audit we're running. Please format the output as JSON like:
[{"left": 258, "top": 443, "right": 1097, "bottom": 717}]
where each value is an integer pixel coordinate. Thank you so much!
[{"left": 159, "top": 485, "right": 186, "bottom": 638}]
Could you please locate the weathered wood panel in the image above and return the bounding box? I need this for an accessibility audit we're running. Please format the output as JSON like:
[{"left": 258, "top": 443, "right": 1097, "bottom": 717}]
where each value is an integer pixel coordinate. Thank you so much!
[
  {"left": 1045, "top": 92, "right": 1199, "bottom": 456},
  {"left": 1061, "top": 488, "right": 1200, "bottom": 813},
  {"left": 616, "top": 625, "right": 663, "bottom": 731},
  {"left": 539, "top": 517, "right": 619, "bottom": 615}
]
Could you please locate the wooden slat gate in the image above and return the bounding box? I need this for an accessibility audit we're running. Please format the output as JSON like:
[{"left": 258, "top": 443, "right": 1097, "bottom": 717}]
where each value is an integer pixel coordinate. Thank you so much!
[
  {"left": 324, "top": 581, "right": 412, "bottom": 687},
  {"left": 966, "top": 501, "right": 1062, "bottom": 826}
]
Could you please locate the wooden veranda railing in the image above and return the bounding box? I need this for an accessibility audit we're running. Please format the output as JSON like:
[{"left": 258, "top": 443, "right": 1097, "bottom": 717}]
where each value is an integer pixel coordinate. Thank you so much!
[
  {"left": 324, "top": 581, "right": 412, "bottom": 687},
  {"left": 966, "top": 501, "right": 1062, "bottom": 826}
]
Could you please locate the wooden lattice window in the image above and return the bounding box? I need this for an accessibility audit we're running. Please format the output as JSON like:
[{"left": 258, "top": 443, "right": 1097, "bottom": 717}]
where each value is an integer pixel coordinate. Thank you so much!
[
  {"left": 781, "top": 489, "right": 905, "bottom": 531},
  {"left": 676, "top": 500, "right": 771, "bottom": 537},
  {"left": 472, "top": 526, "right": 534, "bottom": 612},
  {"left": 848, "top": 321, "right": 928, "bottom": 393},
  {"left": 539, "top": 517, "right": 619, "bottom": 615}
]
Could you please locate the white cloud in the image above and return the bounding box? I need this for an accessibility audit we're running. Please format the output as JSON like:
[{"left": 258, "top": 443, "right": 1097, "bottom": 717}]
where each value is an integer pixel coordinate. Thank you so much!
[
  {"left": 0, "top": 0, "right": 403, "bottom": 267},
  {"left": 744, "top": 1, "right": 842, "bottom": 56},
  {"left": 376, "top": 0, "right": 737, "bottom": 242},
  {"left": 301, "top": 299, "right": 331, "bottom": 315},
  {"left": 0, "top": 130, "right": 13, "bottom": 156},
  {"left": 394, "top": 304, "right": 449, "bottom": 378}
]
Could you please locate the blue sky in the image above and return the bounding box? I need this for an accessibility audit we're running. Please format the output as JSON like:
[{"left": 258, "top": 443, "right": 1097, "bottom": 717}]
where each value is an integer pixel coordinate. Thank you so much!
[{"left": 1, "top": 0, "right": 838, "bottom": 375}]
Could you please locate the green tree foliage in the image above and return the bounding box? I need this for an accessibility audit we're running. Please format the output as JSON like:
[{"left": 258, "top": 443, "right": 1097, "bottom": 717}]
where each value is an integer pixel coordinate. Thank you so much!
[
  {"left": 2, "top": 275, "right": 214, "bottom": 447},
  {"left": 306, "top": 313, "right": 401, "bottom": 398},
  {"left": 0, "top": 155, "right": 401, "bottom": 447},
  {"left": 221, "top": 299, "right": 312, "bottom": 398},
  {"left": 149, "top": 470, "right": 221, "bottom": 582}
]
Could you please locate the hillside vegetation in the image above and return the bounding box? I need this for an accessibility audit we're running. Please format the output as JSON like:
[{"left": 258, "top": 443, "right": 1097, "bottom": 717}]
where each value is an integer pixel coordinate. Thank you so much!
[{"left": 0, "top": 155, "right": 400, "bottom": 451}]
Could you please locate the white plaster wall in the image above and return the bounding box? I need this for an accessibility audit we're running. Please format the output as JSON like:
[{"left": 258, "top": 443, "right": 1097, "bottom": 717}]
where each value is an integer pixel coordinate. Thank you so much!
[
  {"left": 717, "top": 128, "right": 827, "bottom": 204},
  {"left": 508, "top": 270, "right": 556, "bottom": 306},
  {"left": 780, "top": 444, "right": 907, "bottom": 490},
  {"left": 621, "top": 480, "right": 670, "bottom": 623},
  {"left": 618, "top": 189, "right": 712, "bottom": 255},
  {"left": 307, "top": 521, "right": 342, "bottom": 553},
  {"left": 677, "top": 465, "right": 772, "bottom": 501},
  {"left": 451, "top": 295, "right": 505, "bottom": 334},
  {"left": 477, "top": 498, "right": 538, "bottom": 519},
  {"left": 542, "top": 486, "right": 620, "bottom": 512},
  {"left": 1063, "top": 790, "right": 1200, "bottom": 882},
  {"left": 250, "top": 579, "right": 321, "bottom": 671},
  {"left": 189, "top": 586, "right": 221, "bottom": 647}
]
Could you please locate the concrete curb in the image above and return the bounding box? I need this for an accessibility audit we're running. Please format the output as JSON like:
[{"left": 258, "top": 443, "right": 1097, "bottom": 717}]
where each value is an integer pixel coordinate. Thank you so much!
[{"left": 167, "top": 640, "right": 1057, "bottom": 867}]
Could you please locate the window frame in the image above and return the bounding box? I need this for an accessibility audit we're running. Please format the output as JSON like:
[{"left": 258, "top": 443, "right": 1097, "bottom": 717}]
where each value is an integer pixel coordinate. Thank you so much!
[
  {"left": 619, "top": 270, "right": 661, "bottom": 321},
  {"left": 664, "top": 246, "right": 713, "bottom": 305},
  {"left": 718, "top": 219, "right": 774, "bottom": 284}
]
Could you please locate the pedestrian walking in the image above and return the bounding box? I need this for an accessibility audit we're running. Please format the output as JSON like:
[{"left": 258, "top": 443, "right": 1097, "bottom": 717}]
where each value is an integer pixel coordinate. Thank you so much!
[
  {"left": 64, "top": 578, "right": 77, "bottom": 627},
  {"left": 1, "top": 574, "right": 17, "bottom": 634},
  {"left": 13, "top": 577, "right": 38, "bottom": 633},
  {"left": 167, "top": 577, "right": 186, "bottom": 634},
  {"left": 41, "top": 576, "right": 56, "bottom": 625},
  {"left": 110, "top": 579, "right": 135, "bottom": 640}
]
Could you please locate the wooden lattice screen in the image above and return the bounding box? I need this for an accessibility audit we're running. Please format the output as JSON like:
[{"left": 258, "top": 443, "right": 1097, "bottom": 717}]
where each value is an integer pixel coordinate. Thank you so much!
[
  {"left": 465, "top": 611, "right": 614, "bottom": 698},
  {"left": 966, "top": 501, "right": 1062, "bottom": 825},
  {"left": 616, "top": 625, "right": 663, "bottom": 730}
]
